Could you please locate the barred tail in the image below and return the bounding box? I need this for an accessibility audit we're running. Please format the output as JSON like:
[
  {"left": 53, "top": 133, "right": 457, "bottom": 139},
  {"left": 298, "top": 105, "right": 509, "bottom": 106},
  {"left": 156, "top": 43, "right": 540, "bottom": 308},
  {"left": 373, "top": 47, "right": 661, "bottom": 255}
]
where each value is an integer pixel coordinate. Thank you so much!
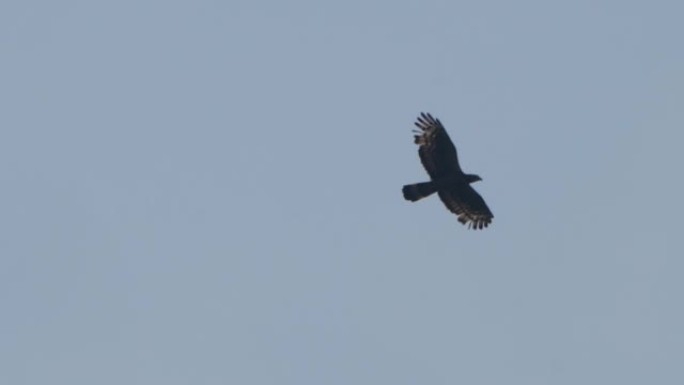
[{"left": 402, "top": 181, "right": 437, "bottom": 202}]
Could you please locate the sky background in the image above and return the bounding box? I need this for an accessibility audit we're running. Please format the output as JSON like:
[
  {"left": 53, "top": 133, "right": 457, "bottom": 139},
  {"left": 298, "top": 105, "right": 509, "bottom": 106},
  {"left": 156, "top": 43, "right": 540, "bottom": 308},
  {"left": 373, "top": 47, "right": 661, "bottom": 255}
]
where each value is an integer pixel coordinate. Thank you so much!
[{"left": 2, "top": 1, "right": 684, "bottom": 384}]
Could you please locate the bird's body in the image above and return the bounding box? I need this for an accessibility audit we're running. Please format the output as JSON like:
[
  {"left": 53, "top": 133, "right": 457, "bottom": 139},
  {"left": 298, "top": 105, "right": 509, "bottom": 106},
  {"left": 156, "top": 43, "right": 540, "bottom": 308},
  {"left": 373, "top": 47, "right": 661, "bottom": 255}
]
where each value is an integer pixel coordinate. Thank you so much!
[{"left": 402, "top": 113, "right": 493, "bottom": 230}]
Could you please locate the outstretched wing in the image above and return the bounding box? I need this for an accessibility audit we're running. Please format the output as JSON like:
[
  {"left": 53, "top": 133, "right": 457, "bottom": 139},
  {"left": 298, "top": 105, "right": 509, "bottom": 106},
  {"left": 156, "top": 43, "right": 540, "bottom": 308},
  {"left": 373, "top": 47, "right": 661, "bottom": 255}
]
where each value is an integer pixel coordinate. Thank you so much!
[
  {"left": 438, "top": 184, "right": 493, "bottom": 230},
  {"left": 413, "top": 112, "right": 463, "bottom": 179}
]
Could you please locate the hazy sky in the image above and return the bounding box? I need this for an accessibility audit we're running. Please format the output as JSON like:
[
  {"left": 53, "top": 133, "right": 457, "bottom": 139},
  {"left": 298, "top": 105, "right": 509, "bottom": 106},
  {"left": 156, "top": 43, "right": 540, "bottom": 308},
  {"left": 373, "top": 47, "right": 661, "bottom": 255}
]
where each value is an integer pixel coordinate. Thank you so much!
[{"left": 2, "top": 1, "right": 683, "bottom": 384}]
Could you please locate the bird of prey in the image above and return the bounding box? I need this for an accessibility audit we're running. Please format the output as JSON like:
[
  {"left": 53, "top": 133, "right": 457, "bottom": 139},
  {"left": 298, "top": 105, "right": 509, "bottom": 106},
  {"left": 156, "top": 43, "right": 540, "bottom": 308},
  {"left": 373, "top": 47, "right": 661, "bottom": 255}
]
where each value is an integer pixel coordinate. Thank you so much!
[{"left": 402, "top": 112, "right": 493, "bottom": 229}]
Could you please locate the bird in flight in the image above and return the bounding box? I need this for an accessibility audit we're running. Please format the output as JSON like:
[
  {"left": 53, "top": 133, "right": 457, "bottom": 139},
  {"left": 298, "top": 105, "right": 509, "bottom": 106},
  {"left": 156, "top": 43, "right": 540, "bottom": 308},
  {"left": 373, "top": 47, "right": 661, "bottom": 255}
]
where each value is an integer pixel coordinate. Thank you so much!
[{"left": 402, "top": 112, "right": 493, "bottom": 230}]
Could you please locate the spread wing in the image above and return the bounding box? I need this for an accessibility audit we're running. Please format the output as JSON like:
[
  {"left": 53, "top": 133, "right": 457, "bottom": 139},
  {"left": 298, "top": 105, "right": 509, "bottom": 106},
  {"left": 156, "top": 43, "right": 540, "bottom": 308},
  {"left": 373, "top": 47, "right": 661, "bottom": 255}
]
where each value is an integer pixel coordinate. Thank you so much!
[
  {"left": 408, "top": 112, "right": 493, "bottom": 229},
  {"left": 438, "top": 184, "right": 493, "bottom": 230},
  {"left": 413, "top": 112, "right": 463, "bottom": 179}
]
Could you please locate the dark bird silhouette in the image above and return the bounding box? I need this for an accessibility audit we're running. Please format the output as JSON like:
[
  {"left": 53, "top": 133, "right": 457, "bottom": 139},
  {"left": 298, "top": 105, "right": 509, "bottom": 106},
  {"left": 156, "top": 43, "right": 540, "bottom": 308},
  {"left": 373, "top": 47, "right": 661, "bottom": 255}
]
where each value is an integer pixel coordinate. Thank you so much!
[{"left": 402, "top": 112, "right": 493, "bottom": 229}]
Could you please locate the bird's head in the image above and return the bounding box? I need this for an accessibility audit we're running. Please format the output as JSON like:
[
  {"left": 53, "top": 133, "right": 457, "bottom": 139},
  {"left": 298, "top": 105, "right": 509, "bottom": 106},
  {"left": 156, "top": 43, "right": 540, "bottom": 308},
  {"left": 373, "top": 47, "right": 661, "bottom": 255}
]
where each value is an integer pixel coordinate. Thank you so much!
[{"left": 465, "top": 174, "right": 482, "bottom": 183}]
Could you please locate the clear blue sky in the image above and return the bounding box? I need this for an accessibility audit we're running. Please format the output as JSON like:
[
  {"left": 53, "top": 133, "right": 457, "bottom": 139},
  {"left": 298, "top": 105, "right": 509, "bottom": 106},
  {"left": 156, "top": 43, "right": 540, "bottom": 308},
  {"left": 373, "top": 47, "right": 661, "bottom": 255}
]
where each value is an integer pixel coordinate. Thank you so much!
[{"left": 2, "top": 1, "right": 683, "bottom": 384}]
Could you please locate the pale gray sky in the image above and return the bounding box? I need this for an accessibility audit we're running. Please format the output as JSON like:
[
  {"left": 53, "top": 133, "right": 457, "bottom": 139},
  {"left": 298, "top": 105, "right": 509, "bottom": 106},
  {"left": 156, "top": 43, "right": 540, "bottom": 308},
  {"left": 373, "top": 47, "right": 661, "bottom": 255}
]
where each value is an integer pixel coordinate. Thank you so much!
[{"left": 2, "top": 1, "right": 684, "bottom": 384}]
